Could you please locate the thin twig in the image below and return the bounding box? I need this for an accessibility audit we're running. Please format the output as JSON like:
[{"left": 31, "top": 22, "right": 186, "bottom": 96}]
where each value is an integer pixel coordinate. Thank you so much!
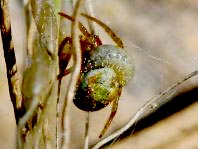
[
  {"left": 84, "top": 0, "right": 95, "bottom": 34},
  {"left": 92, "top": 70, "right": 198, "bottom": 149},
  {"left": 84, "top": 112, "right": 90, "bottom": 149},
  {"left": 24, "top": 1, "right": 34, "bottom": 57},
  {"left": 61, "top": 0, "right": 84, "bottom": 148},
  {"left": 24, "top": 0, "right": 31, "bottom": 39},
  {"left": 56, "top": 1, "right": 74, "bottom": 148},
  {"left": 0, "top": 0, "right": 23, "bottom": 122},
  {"left": 17, "top": 96, "right": 40, "bottom": 149},
  {"left": 82, "top": 0, "right": 96, "bottom": 148},
  {"left": 56, "top": 80, "right": 61, "bottom": 149},
  {"left": 58, "top": 0, "right": 74, "bottom": 42}
]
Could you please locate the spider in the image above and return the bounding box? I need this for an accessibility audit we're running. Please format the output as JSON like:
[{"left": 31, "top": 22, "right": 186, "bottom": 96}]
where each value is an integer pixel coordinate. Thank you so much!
[{"left": 58, "top": 12, "right": 134, "bottom": 138}]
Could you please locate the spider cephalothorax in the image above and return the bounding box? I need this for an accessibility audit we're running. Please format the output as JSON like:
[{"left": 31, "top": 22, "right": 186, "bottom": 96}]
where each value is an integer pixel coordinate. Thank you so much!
[{"left": 58, "top": 12, "right": 135, "bottom": 137}]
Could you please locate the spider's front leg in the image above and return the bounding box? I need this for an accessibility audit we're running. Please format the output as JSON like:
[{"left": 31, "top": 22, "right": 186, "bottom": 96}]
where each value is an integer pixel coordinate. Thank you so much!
[
  {"left": 81, "top": 13, "right": 124, "bottom": 48},
  {"left": 58, "top": 36, "right": 73, "bottom": 79},
  {"left": 99, "top": 87, "right": 122, "bottom": 138}
]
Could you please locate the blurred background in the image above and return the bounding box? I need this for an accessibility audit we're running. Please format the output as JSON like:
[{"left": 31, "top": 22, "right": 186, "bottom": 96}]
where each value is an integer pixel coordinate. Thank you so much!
[{"left": 0, "top": 0, "right": 198, "bottom": 148}]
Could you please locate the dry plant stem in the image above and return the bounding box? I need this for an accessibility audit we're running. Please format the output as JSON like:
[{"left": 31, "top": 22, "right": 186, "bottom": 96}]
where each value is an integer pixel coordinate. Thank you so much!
[
  {"left": 24, "top": 1, "right": 31, "bottom": 39},
  {"left": 58, "top": 0, "right": 73, "bottom": 41},
  {"left": 26, "top": 20, "right": 35, "bottom": 58},
  {"left": 31, "top": 86, "right": 55, "bottom": 149},
  {"left": 61, "top": 0, "right": 84, "bottom": 148},
  {"left": 18, "top": 97, "right": 39, "bottom": 129},
  {"left": 0, "top": 0, "right": 23, "bottom": 122},
  {"left": 57, "top": 79, "right": 61, "bottom": 149},
  {"left": 57, "top": 1, "right": 73, "bottom": 148},
  {"left": 92, "top": 70, "right": 198, "bottom": 149},
  {"left": 18, "top": 97, "right": 40, "bottom": 149},
  {"left": 82, "top": 0, "right": 96, "bottom": 147},
  {"left": 25, "top": 84, "right": 55, "bottom": 148},
  {"left": 84, "top": 0, "right": 95, "bottom": 34},
  {"left": 84, "top": 112, "right": 90, "bottom": 149},
  {"left": 24, "top": 1, "right": 34, "bottom": 57}
]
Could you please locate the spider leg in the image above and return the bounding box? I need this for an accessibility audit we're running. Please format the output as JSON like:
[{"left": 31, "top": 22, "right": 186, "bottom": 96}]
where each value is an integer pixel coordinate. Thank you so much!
[
  {"left": 81, "top": 13, "right": 124, "bottom": 48},
  {"left": 58, "top": 12, "right": 90, "bottom": 37},
  {"left": 99, "top": 87, "right": 122, "bottom": 138},
  {"left": 58, "top": 36, "right": 72, "bottom": 77},
  {"left": 57, "top": 67, "right": 73, "bottom": 79}
]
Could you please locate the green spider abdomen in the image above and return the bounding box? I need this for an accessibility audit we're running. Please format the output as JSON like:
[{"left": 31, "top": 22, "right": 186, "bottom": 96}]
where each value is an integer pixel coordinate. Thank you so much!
[
  {"left": 74, "top": 68, "right": 120, "bottom": 111},
  {"left": 90, "top": 45, "right": 134, "bottom": 86},
  {"left": 73, "top": 45, "right": 134, "bottom": 111}
]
